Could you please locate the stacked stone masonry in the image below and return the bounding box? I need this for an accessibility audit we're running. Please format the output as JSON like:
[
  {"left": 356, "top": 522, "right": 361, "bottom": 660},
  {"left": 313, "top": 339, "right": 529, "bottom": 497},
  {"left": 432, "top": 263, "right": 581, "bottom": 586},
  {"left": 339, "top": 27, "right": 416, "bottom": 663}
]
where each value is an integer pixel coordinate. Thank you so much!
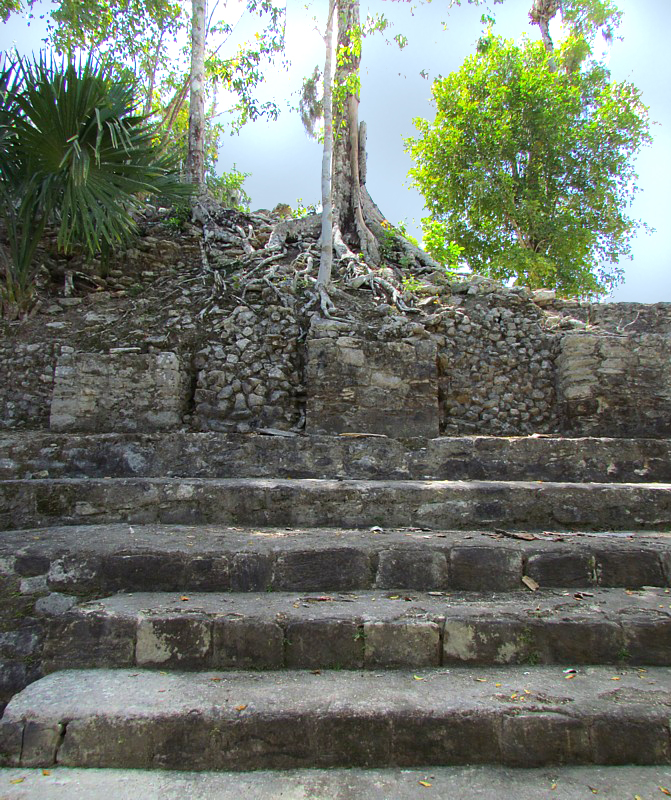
[{"left": 1, "top": 236, "right": 670, "bottom": 438}]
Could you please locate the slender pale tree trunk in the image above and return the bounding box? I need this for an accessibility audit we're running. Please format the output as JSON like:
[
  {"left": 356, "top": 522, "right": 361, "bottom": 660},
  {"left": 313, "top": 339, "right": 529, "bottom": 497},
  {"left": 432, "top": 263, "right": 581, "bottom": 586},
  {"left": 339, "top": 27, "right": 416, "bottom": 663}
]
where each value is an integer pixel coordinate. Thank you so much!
[
  {"left": 187, "top": 0, "right": 206, "bottom": 186},
  {"left": 529, "top": 0, "right": 559, "bottom": 54},
  {"left": 331, "top": 0, "right": 380, "bottom": 264},
  {"left": 317, "top": 0, "right": 336, "bottom": 289},
  {"left": 143, "top": 28, "right": 166, "bottom": 117}
]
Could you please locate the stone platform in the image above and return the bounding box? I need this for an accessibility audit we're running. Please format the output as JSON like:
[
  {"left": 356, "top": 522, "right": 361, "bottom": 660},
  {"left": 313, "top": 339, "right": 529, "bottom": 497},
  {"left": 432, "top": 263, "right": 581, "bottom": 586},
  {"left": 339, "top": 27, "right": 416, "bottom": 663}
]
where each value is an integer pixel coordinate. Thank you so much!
[{"left": 0, "top": 432, "right": 669, "bottom": 773}]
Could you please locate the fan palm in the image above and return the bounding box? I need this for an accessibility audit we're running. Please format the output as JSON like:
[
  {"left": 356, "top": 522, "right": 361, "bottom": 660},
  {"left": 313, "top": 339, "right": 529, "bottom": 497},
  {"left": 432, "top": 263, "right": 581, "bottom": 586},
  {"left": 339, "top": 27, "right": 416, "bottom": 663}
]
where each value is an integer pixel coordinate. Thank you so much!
[{"left": 0, "top": 53, "right": 190, "bottom": 312}]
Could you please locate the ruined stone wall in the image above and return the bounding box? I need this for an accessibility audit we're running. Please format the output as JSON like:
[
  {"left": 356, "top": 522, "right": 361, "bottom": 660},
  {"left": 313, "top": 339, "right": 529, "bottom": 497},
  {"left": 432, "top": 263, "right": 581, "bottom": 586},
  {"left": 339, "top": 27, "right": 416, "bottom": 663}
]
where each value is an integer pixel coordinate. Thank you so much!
[
  {"left": 0, "top": 342, "right": 57, "bottom": 430},
  {"left": 305, "top": 317, "right": 438, "bottom": 438},
  {"left": 541, "top": 300, "right": 671, "bottom": 335},
  {"left": 558, "top": 332, "right": 671, "bottom": 437},
  {"left": 49, "top": 349, "right": 189, "bottom": 432},
  {"left": 1, "top": 261, "right": 670, "bottom": 438},
  {"left": 193, "top": 301, "right": 303, "bottom": 433},
  {"left": 428, "top": 284, "right": 561, "bottom": 435}
]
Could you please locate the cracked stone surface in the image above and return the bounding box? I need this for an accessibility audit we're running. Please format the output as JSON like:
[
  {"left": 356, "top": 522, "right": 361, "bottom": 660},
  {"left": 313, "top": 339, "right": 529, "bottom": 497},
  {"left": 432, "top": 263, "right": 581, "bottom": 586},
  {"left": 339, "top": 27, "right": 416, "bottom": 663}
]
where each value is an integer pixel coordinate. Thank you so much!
[
  {"left": 38, "top": 587, "right": 671, "bottom": 671},
  {"left": 1, "top": 667, "right": 671, "bottom": 769},
  {"left": 0, "top": 765, "right": 669, "bottom": 799},
  {"left": 1, "top": 477, "right": 670, "bottom": 532}
]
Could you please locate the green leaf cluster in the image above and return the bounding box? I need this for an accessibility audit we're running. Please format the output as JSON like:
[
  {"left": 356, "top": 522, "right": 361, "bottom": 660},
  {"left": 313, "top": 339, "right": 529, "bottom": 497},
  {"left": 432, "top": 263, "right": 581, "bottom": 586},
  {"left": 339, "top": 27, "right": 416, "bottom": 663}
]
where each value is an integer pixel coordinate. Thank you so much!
[
  {"left": 406, "top": 34, "right": 652, "bottom": 298},
  {"left": 0, "top": 53, "right": 188, "bottom": 311},
  {"left": 5, "top": 0, "right": 286, "bottom": 183}
]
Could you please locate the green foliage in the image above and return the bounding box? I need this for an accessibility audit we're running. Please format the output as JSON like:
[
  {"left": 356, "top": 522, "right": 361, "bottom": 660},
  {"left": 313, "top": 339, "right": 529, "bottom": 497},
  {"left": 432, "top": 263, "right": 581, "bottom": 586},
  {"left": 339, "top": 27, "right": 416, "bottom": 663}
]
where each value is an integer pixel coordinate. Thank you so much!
[
  {"left": 560, "top": 0, "right": 623, "bottom": 48},
  {"left": 7, "top": 0, "right": 286, "bottom": 184},
  {"left": 291, "top": 198, "right": 319, "bottom": 218},
  {"left": 421, "top": 220, "right": 464, "bottom": 269},
  {"left": 406, "top": 34, "right": 652, "bottom": 298},
  {"left": 0, "top": 0, "right": 21, "bottom": 22},
  {"left": 0, "top": 53, "right": 188, "bottom": 312},
  {"left": 401, "top": 274, "right": 422, "bottom": 292},
  {"left": 207, "top": 166, "right": 251, "bottom": 210}
]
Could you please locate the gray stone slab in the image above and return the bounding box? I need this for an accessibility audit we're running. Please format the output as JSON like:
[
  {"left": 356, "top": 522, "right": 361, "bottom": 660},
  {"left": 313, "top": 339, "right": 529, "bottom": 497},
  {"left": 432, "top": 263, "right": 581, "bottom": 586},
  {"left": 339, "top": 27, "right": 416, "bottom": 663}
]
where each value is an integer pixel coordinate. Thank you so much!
[
  {"left": 1, "top": 477, "right": 670, "bottom": 532},
  {"left": 4, "top": 431, "right": 671, "bottom": 482},
  {"left": 1, "top": 765, "right": 671, "bottom": 800},
  {"left": 2, "top": 667, "right": 671, "bottom": 769},
  {"left": 2, "top": 524, "right": 670, "bottom": 596},
  {"left": 39, "top": 588, "right": 671, "bottom": 672}
]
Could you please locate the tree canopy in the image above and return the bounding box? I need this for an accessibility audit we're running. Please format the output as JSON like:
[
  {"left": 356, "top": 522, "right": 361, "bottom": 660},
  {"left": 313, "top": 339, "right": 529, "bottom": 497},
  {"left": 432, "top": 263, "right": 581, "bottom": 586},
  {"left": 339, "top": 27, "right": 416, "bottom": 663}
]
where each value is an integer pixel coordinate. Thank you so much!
[{"left": 406, "top": 27, "right": 652, "bottom": 297}]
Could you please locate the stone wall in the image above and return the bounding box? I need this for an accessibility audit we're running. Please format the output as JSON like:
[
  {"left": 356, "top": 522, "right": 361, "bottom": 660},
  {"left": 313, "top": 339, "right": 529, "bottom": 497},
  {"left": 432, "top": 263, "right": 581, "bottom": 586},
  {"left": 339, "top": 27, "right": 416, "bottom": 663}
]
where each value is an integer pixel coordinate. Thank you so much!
[
  {"left": 0, "top": 342, "right": 57, "bottom": 430},
  {"left": 428, "top": 285, "right": 560, "bottom": 435},
  {"left": 50, "top": 350, "right": 189, "bottom": 432},
  {"left": 1, "top": 266, "right": 670, "bottom": 439},
  {"left": 558, "top": 332, "right": 671, "bottom": 437},
  {"left": 540, "top": 300, "right": 671, "bottom": 335},
  {"left": 193, "top": 302, "right": 303, "bottom": 433},
  {"left": 306, "top": 318, "right": 438, "bottom": 437}
]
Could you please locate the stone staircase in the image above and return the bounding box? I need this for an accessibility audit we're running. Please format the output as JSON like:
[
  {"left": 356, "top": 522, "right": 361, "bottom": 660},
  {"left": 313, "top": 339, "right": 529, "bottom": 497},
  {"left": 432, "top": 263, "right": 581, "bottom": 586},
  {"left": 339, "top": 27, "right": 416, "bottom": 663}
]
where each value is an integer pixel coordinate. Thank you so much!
[{"left": 0, "top": 430, "right": 670, "bottom": 776}]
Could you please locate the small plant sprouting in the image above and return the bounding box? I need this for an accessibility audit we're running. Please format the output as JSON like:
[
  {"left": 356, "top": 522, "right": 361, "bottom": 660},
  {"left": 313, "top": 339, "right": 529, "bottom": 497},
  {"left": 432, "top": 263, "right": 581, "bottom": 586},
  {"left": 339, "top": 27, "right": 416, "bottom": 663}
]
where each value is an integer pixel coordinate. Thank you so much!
[{"left": 402, "top": 274, "right": 423, "bottom": 293}]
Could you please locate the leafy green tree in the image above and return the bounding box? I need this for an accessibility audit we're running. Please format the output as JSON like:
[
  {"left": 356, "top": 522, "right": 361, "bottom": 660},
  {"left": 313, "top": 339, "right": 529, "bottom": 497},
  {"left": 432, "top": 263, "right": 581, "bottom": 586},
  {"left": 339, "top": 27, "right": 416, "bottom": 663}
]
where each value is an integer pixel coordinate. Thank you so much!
[
  {"left": 406, "top": 31, "right": 652, "bottom": 297},
  {"left": 3, "top": 1, "right": 285, "bottom": 187},
  {"left": 0, "top": 54, "right": 187, "bottom": 314}
]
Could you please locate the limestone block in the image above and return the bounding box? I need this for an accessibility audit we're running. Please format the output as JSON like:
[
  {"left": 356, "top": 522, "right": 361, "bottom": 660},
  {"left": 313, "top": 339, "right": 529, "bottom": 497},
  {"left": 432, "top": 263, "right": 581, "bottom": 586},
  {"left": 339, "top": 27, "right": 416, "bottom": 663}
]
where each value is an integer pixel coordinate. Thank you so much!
[
  {"left": 363, "top": 619, "right": 441, "bottom": 667},
  {"left": 49, "top": 351, "right": 189, "bottom": 433},
  {"left": 305, "top": 336, "right": 439, "bottom": 437},
  {"left": 557, "top": 332, "right": 671, "bottom": 437}
]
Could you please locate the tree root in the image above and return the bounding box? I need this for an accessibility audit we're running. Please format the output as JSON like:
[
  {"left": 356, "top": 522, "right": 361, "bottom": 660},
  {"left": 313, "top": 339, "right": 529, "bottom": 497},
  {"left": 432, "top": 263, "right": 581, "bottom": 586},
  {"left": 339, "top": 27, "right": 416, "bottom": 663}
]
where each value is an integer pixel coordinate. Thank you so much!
[
  {"left": 332, "top": 224, "right": 417, "bottom": 313},
  {"left": 304, "top": 283, "right": 340, "bottom": 319},
  {"left": 266, "top": 214, "right": 322, "bottom": 252}
]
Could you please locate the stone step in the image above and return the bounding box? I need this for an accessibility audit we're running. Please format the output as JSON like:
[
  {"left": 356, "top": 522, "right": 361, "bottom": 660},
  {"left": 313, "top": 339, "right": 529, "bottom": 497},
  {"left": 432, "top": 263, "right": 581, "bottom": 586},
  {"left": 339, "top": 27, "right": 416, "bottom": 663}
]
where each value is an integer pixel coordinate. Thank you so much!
[
  {"left": 4, "top": 765, "right": 671, "bottom": 800},
  {"left": 8, "top": 525, "right": 671, "bottom": 596},
  {"left": 40, "top": 588, "right": 671, "bottom": 673},
  {"left": 3, "top": 431, "right": 671, "bottom": 483},
  {"left": 2, "top": 477, "right": 670, "bottom": 532},
  {"left": 2, "top": 667, "right": 671, "bottom": 769}
]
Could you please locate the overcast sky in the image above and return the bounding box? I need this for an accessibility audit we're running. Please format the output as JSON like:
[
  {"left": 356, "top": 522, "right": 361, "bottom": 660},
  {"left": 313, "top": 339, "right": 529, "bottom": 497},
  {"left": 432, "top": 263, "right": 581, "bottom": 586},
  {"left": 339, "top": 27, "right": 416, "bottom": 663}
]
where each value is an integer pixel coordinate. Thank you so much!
[{"left": 2, "top": 0, "right": 669, "bottom": 302}]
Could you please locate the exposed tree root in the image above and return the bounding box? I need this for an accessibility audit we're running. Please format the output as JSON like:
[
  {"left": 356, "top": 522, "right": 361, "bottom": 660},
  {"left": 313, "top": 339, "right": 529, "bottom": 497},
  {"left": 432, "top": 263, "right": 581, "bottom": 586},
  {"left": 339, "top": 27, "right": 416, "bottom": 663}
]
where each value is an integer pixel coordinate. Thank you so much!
[
  {"left": 266, "top": 214, "right": 322, "bottom": 252},
  {"left": 190, "top": 201, "right": 431, "bottom": 320}
]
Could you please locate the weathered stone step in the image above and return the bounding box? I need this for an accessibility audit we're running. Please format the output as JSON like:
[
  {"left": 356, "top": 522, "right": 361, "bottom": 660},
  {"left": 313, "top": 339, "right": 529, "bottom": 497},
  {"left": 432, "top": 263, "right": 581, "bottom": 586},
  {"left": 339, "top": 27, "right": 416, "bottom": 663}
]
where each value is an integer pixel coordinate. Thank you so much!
[
  {"left": 4, "top": 765, "right": 671, "bottom": 800},
  {"left": 41, "top": 588, "right": 671, "bottom": 673},
  {"left": 3, "top": 667, "right": 671, "bottom": 769},
  {"left": 3, "top": 431, "right": 671, "bottom": 483},
  {"left": 9, "top": 524, "right": 671, "bottom": 595},
  {"left": 2, "top": 477, "right": 670, "bottom": 532}
]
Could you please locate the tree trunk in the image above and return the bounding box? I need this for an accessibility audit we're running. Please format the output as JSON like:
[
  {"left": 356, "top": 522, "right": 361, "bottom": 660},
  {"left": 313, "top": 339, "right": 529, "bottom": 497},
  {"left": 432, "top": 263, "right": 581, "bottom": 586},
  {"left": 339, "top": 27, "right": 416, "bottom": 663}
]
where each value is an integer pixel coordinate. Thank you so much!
[
  {"left": 317, "top": 0, "right": 336, "bottom": 289},
  {"left": 187, "top": 0, "right": 206, "bottom": 187},
  {"left": 143, "top": 27, "right": 166, "bottom": 117},
  {"left": 529, "top": 0, "right": 560, "bottom": 54},
  {"left": 331, "top": 0, "right": 381, "bottom": 264}
]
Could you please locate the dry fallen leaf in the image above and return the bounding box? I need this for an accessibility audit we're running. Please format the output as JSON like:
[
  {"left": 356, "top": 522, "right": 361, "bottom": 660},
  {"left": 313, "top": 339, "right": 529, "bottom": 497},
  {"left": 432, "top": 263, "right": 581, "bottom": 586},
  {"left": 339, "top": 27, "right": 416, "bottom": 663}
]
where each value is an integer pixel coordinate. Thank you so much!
[
  {"left": 565, "top": 674, "right": 576, "bottom": 680},
  {"left": 9, "top": 778, "right": 25, "bottom": 784},
  {"left": 41, "top": 769, "right": 51, "bottom": 776},
  {"left": 210, "top": 677, "right": 222, "bottom": 682},
  {"left": 418, "top": 781, "right": 432, "bottom": 788},
  {"left": 235, "top": 704, "right": 248, "bottom": 711},
  {"left": 611, "top": 676, "right": 621, "bottom": 681},
  {"left": 180, "top": 595, "right": 190, "bottom": 602},
  {"left": 413, "top": 675, "right": 425, "bottom": 681},
  {"left": 659, "top": 788, "right": 671, "bottom": 796},
  {"left": 588, "top": 787, "right": 598, "bottom": 794},
  {"left": 522, "top": 576, "right": 540, "bottom": 592}
]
